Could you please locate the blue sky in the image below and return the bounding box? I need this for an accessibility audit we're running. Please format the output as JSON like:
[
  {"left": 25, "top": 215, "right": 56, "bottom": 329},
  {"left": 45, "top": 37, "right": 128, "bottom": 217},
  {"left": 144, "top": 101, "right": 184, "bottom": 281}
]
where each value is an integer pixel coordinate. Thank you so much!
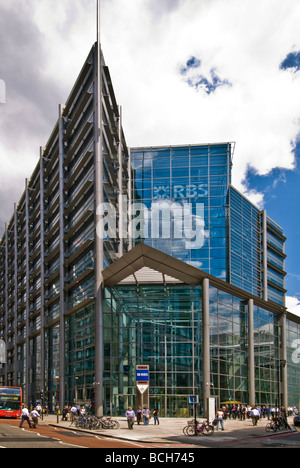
[{"left": 0, "top": 0, "right": 300, "bottom": 314}]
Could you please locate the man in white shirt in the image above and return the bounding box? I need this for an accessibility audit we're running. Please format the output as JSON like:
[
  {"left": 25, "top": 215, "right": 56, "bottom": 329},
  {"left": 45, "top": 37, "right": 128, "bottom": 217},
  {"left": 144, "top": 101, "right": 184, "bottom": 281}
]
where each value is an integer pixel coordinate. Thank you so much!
[
  {"left": 31, "top": 408, "right": 40, "bottom": 428},
  {"left": 250, "top": 407, "right": 260, "bottom": 426},
  {"left": 19, "top": 405, "right": 32, "bottom": 428}
]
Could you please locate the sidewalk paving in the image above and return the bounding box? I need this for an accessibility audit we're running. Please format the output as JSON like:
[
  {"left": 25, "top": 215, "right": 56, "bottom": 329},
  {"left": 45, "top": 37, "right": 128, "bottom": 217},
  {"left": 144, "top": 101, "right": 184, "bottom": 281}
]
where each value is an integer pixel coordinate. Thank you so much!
[{"left": 40, "top": 414, "right": 297, "bottom": 446}]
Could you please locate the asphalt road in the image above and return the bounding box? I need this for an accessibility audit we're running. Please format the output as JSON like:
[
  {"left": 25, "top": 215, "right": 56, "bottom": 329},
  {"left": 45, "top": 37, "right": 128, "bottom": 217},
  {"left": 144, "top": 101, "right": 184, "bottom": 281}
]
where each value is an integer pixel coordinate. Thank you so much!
[
  {"left": 0, "top": 418, "right": 299, "bottom": 449},
  {"left": 0, "top": 419, "right": 194, "bottom": 449}
]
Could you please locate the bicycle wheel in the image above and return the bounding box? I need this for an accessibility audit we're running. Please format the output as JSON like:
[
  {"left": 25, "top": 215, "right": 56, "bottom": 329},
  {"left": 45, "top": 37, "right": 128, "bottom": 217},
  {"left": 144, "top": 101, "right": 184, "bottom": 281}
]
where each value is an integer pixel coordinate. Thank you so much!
[
  {"left": 112, "top": 420, "right": 120, "bottom": 429},
  {"left": 202, "top": 424, "right": 214, "bottom": 436},
  {"left": 182, "top": 426, "right": 190, "bottom": 435},
  {"left": 186, "top": 425, "right": 197, "bottom": 436},
  {"left": 265, "top": 422, "right": 276, "bottom": 432}
]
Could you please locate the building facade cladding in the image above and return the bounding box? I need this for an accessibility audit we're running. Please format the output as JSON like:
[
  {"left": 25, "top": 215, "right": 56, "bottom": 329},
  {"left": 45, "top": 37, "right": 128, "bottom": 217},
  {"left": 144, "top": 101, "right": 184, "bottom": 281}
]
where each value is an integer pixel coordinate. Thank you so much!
[
  {"left": 0, "top": 42, "right": 129, "bottom": 410},
  {"left": 228, "top": 186, "right": 286, "bottom": 306},
  {"left": 131, "top": 143, "right": 233, "bottom": 280}
]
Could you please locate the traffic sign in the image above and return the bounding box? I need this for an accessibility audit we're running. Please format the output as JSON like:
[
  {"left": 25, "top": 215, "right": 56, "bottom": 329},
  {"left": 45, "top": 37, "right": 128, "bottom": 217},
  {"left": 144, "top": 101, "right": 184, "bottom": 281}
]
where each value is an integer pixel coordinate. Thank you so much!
[
  {"left": 189, "top": 395, "right": 199, "bottom": 404},
  {"left": 137, "top": 384, "right": 148, "bottom": 394},
  {"left": 136, "top": 365, "right": 149, "bottom": 382}
]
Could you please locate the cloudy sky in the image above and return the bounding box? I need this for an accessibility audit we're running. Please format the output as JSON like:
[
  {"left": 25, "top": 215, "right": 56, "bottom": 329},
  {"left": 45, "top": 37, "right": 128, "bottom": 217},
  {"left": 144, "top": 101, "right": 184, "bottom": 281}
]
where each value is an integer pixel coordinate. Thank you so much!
[{"left": 1, "top": 0, "right": 300, "bottom": 314}]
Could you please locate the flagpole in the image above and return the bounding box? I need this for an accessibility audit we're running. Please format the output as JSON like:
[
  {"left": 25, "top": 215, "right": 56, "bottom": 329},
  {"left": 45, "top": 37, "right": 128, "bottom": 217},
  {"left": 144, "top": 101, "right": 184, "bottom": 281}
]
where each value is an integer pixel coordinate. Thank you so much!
[{"left": 97, "top": 0, "right": 101, "bottom": 45}]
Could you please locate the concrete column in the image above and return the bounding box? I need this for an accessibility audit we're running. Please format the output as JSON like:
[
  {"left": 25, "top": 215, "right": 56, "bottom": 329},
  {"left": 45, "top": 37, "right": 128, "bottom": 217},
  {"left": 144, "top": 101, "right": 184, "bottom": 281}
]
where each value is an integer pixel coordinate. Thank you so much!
[
  {"left": 248, "top": 299, "right": 255, "bottom": 406},
  {"left": 202, "top": 278, "right": 210, "bottom": 417},
  {"left": 280, "top": 313, "right": 288, "bottom": 408}
]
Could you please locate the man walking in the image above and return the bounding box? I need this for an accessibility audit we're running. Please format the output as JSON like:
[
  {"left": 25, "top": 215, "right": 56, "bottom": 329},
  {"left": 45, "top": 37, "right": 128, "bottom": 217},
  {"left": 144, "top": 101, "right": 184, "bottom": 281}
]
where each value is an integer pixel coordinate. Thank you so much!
[
  {"left": 125, "top": 407, "right": 135, "bottom": 429},
  {"left": 19, "top": 405, "right": 32, "bottom": 428}
]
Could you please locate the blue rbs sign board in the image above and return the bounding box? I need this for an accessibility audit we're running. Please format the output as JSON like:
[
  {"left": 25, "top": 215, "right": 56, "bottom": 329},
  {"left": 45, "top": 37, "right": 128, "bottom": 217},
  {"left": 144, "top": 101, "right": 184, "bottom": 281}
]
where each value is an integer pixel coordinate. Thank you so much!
[{"left": 136, "top": 365, "right": 149, "bottom": 383}]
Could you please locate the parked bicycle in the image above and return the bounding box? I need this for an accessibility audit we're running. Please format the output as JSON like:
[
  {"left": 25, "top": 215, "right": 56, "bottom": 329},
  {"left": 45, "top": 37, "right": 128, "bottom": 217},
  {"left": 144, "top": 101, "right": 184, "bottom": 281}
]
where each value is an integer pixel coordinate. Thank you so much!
[
  {"left": 70, "top": 415, "right": 120, "bottom": 430},
  {"left": 183, "top": 419, "right": 214, "bottom": 436},
  {"left": 265, "top": 415, "right": 291, "bottom": 433},
  {"left": 98, "top": 416, "right": 120, "bottom": 430}
]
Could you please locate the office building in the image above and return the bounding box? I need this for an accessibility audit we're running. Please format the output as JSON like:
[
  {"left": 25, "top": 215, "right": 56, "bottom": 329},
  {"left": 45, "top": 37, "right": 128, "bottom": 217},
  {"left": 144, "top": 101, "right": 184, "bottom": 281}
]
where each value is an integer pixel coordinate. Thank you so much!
[{"left": 0, "top": 33, "right": 299, "bottom": 416}]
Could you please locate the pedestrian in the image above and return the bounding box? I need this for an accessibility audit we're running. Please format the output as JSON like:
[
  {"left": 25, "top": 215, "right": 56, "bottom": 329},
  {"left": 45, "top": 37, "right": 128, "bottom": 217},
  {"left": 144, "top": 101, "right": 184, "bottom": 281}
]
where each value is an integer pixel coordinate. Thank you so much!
[
  {"left": 250, "top": 406, "right": 260, "bottom": 426},
  {"left": 153, "top": 408, "right": 159, "bottom": 425},
  {"left": 136, "top": 406, "right": 142, "bottom": 425},
  {"left": 142, "top": 407, "right": 150, "bottom": 425},
  {"left": 125, "top": 406, "right": 135, "bottom": 429},
  {"left": 62, "top": 405, "right": 69, "bottom": 421},
  {"left": 20, "top": 405, "right": 32, "bottom": 429},
  {"left": 70, "top": 405, "right": 77, "bottom": 422},
  {"left": 215, "top": 408, "right": 225, "bottom": 431},
  {"left": 36, "top": 403, "right": 42, "bottom": 416},
  {"left": 31, "top": 407, "right": 39, "bottom": 428}
]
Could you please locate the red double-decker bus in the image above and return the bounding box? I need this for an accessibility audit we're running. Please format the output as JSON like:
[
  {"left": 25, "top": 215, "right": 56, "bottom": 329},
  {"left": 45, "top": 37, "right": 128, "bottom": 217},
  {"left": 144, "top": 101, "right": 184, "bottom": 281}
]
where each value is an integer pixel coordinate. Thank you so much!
[{"left": 0, "top": 386, "right": 22, "bottom": 418}]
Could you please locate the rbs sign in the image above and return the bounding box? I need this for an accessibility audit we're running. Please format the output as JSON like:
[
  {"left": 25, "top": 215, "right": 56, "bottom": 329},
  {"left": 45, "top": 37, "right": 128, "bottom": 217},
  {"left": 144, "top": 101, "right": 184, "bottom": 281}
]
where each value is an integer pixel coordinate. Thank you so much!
[{"left": 136, "top": 366, "right": 149, "bottom": 382}]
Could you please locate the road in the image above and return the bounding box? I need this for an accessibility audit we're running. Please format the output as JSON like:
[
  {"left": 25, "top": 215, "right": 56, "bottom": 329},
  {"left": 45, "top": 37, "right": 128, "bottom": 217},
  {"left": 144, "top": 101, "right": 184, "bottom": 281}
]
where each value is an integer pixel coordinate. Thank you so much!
[
  {"left": 0, "top": 419, "right": 195, "bottom": 449},
  {"left": 0, "top": 418, "right": 299, "bottom": 449}
]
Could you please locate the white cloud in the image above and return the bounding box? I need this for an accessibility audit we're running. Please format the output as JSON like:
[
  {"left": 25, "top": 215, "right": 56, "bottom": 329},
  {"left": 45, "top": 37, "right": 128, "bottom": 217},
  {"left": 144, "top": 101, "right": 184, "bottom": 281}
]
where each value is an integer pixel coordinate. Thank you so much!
[
  {"left": 99, "top": 0, "right": 300, "bottom": 193},
  {"left": 1, "top": 0, "right": 300, "bottom": 216},
  {"left": 286, "top": 296, "right": 300, "bottom": 318}
]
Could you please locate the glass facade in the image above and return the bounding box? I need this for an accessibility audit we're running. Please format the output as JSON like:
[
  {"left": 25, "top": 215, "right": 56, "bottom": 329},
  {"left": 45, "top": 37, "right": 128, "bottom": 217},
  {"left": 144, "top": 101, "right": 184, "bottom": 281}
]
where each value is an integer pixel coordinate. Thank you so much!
[
  {"left": 102, "top": 278, "right": 284, "bottom": 416},
  {"left": 286, "top": 317, "right": 300, "bottom": 408},
  {"left": 209, "top": 286, "right": 249, "bottom": 405},
  {"left": 131, "top": 144, "right": 232, "bottom": 279},
  {"left": 228, "top": 187, "right": 261, "bottom": 296},
  {"left": 103, "top": 284, "right": 202, "bottom": 417},
  {"left": 253, "top": 305, "right": 280, "bottom": 405},
  {"left": 228, "top": 186, "right": 286, "bottom": 306}
]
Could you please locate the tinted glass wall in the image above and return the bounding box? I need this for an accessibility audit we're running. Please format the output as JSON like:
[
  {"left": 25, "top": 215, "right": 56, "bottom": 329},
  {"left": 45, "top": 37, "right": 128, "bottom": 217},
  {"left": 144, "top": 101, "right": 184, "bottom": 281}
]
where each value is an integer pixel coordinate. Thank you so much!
[
  {"left": 103, "top": 284, "right": 203, "bottom": 417},
  {"left": 131, "top": 144, "right": 232, "bottom": 280}
]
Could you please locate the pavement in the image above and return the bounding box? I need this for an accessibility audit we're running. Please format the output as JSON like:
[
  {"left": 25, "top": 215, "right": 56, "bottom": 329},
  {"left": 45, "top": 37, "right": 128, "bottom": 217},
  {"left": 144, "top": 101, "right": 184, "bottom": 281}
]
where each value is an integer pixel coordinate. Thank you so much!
[{"left": 39, "top": 414, "right": 297, "bottom": 446}]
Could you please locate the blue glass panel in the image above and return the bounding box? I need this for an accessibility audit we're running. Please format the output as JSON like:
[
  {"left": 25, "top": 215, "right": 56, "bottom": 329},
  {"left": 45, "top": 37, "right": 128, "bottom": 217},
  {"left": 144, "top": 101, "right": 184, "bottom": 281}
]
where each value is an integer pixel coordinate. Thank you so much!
[
  {"left": 171, "top": 147, "right": 189, "bottom": 156},
  {"left": 210, "top": 165, "right": 228, "bottom": 175},
  {"left": 210, "top": 197, "right": 226, "bottom": 207},
  {"left": 171, "top": 157, "right": 189, "bottom": 167},
  {"left": 211, "top": 258, "right": 226, "bottom": 269},
  {"left": 210, "top": 186, "right": 228, "bottom": 197},
  {"left": 210, "top": 248, "right": 226, "bottom": 258},
  {"left": 210, "top": 175, "right": 228, "bottom": 185},
  {"left": 190, "top": 146, "right": 209, "bottom": 156},
  {"left": 134, "top": 179, "right": 152, "bottom": 189},
  {"left": 152, "top": 149, "right": 171, "bottom": 157},
  {"left": 210, "top": 144, "right": 228, "bottom": 154},
  {"left": 153, "top": 158, "right": 170, "bottom": 169},
  {"left": 191, "top": 248, "right": 210, "bottom": 258},
  {"left": 153, "top": 166, "right": 170, "bottom": 179},
  {"left": 210, "top": 155, "right": 228, "bottom": 165},
  {"left": 172, "top": 166, "right": 189, "bottom": 178},
  {"left": 191, "top": 156, "right": 209, "bottom": 166},
  {"left": 210, "top": 238, "right": 226, "bottom": 248},
  {"left": 191, "top": 166, "right": 209, "bottom": 177}
]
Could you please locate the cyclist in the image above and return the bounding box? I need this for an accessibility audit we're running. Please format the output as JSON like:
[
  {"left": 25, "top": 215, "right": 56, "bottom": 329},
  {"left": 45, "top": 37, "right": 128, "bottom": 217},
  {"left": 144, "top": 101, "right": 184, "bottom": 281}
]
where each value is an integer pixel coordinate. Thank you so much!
[{"left": 125, "top": 406, "right": 135, "bottom": 429}]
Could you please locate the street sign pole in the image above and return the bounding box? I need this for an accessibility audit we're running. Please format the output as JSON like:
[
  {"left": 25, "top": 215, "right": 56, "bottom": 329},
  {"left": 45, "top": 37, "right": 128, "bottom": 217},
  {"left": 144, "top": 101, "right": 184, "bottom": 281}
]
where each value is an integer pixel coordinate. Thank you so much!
[{"left": 136, "top": 365, "right": 149, "bottom": 409}]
